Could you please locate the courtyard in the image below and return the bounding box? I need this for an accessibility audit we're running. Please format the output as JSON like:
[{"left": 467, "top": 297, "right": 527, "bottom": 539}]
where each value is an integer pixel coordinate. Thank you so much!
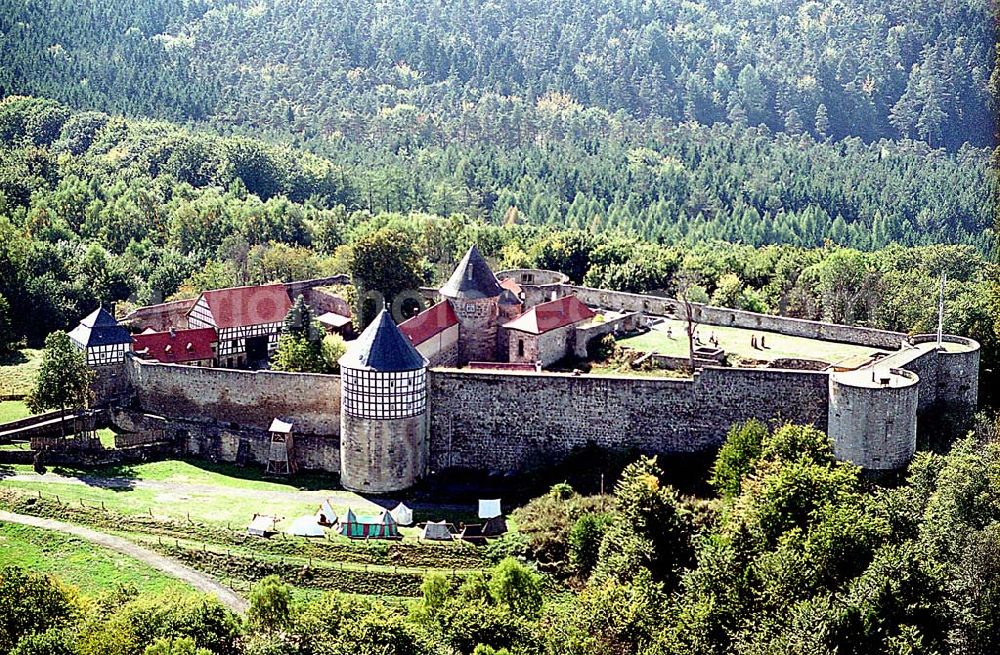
[{"left": 618, "top": 318, "right": 889, "bottom": 368}]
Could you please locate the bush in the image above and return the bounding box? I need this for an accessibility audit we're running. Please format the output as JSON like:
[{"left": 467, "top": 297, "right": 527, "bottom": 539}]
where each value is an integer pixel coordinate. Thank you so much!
[
  {"left": 10, "top": 628, "right": 75, "bottom": 655},
  {"left": 76, "top": 592, "right": 239, "bottom": 655},
  {"left": 509, "top": 493, "right": 606, "bottom": 574},
  {"left": 0, "top": 566, "right": 78, "bottom": 654},
  {"left": 568, "top": 513, "right": 613, "bottom": 577},
  {"left": 143, "top": 637, "right": 211, "bottom": 655},
  {"left": 249, "top": 575, "right": 292, "bottom": 632},
  {"left": 488, "top": 558, "right": 544, "bottom": 618},
  {"left": 710, "top": 419, "right": 769, "bottom": 498}
]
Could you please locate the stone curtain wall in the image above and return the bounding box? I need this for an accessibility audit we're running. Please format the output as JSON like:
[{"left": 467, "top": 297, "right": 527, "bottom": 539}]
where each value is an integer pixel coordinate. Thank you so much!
[
  {"left": 572, "top": 311, "right": 642, "bottom": 358},
  {"left": 125, "top": 356, "right": 341, "bottom": 436},
  {"left": 563, "top": 285, "right": 907, "bottom": 349},
  {"left": 427, "top": 367, "right": 830, "bottom": 474}
]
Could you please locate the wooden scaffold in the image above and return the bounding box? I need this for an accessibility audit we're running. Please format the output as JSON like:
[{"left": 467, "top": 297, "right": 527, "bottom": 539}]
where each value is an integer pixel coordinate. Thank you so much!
[{"left": 266, "top": 418, "right": 297, "bottom": 475}]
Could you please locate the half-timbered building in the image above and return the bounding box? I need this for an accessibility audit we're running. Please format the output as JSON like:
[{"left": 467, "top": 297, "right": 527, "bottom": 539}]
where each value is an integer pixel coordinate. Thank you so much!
[
  {"left": 68, "top": 307, "right": 133, "bottom": 366},
  {"left": 186, "top": 284, "right": 292, "bottom": 369}
]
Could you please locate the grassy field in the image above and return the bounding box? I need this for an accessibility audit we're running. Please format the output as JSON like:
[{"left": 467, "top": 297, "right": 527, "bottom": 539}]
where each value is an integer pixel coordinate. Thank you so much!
[
  {"left": 0, "top": 400, "right": 31, "bottom": 423},
  {"left": 619, "top": 319, "right": 883, "bottom": 366},
  {"left": 0, "top": 348, "right": 42, "bottom": 397},
  {"left": 0, "top": 457, "right": 494, "bottom": 598},
  {"left": 0, "top": 522, "right": 188, "bottom": 595},
  {"left": 2, "top": 460, "right": 418, "bottom": 535}
]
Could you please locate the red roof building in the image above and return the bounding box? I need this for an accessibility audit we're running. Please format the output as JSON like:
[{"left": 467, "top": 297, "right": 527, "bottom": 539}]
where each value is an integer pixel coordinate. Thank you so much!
[
  {"left": 188, "top": 284, "right": 292, "bottom": 330},
  {"left": 499, "top": 277, "right": 522, "bottom": 296},
  {"left": 502, "top": 295, "right": 596, "bottom": 335},
  {"left": 186, "top": 284, "right": 293, "bottom": 367},
  {"left": 133, "top": 327, "right": 218, "bottom": 365},
  {"left": 399, "top": 301, "right": 459, "bottom": 346}
]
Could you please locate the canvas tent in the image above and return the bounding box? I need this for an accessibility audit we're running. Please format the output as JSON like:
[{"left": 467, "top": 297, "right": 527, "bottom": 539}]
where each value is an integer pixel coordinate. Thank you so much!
[
  {"left": 316, "top": 500, "right": 338, "bottom": 526},
  {"left": 247, "top": 514, "right": 277, "bottom": 537},
  {"left": 420, "top": 520, "right": 454, "bottom": 541},
  {"left": 478, "top": 499, "right": 502, "bottom": 519},
  {"left": 287, "top": 515, "right": 325, "bottom": 537},
  {"left": 338, "top": 508, "right": 401, "bottom": 539},
  {"left": 458, "top": 523, "right": 485, "bottom": 543},
  {"left": 483, "top": 515, "right": 508, "bottom": 537},
  {"left": 390, "top": 502, "right": 413, "bottom": 526}
]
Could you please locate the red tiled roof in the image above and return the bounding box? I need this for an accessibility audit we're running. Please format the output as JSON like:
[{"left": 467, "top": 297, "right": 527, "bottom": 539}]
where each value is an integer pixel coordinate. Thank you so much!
[
  {"left": 502, "top": 295, "right": 595, "bottom": 335},
  {"left": 398, "top": 301, "right": 459, "bottom": 346},
  {"left": 499, "top": 277, "right": 522, "bottom": 295},
  {"left": 196, "top": 284, "right": 292, "bottom": 329},
  {"left": 133, "top": 327, "right": 217, "bottom": 364}
]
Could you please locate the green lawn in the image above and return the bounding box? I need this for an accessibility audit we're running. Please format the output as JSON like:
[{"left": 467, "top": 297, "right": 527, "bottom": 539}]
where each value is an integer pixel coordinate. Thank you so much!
[
  {"left": 0, "top": 348, "right": 42, "bottom": 397},
  {"left": 1, "top": 460, "right": 395, "bottom": 532},
  {"left": 0, "top": 522, "right": 188, "bottom": 596},
  {"left": 0, "top": 400, "right": 31, "bottom": 423},
  {"left": 619, "top": 319, "right": 884, "bottom": 366}
]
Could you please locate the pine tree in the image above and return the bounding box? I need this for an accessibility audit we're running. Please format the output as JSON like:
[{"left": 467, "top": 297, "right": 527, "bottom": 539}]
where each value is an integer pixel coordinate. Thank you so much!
[{"left": 814, "top": 103, "right": 830, "bottom": 138}]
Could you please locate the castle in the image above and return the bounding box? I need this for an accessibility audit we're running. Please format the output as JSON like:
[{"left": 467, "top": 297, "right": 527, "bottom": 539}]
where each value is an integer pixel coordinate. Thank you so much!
[{"left": 69, "top": 247, "right": 980, "bottom": 494}]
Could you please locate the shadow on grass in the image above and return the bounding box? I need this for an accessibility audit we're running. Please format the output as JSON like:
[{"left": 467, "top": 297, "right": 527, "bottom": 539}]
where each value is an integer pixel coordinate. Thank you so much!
[
  {"left": 45, "top": 463, "right": 139, "bottom": 491},
  {"left": 181, "top": 458, "right": 337, "bottom": 491},
  {"left": 401, "top": 443, "right": 718, "bottom": 514},
  {"left": 0, "top": 351, "right": 28, "bottom": 367}
]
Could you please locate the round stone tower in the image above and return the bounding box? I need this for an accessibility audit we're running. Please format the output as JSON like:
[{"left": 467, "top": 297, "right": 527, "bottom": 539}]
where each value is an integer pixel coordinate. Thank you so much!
[
  {"left": 828, "top": 366, "right": 919, "bottom": 470},
  {"left": 338, "top": 309, "right": 429, "bottom": 493},
  {"left": 440, "top": 245, "right": 504, "bottom": 364}
]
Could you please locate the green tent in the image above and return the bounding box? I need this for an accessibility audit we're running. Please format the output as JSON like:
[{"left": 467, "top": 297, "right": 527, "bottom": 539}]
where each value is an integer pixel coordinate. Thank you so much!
[{"left": 338, "top": 508, "right": 400, "bottom": 539}]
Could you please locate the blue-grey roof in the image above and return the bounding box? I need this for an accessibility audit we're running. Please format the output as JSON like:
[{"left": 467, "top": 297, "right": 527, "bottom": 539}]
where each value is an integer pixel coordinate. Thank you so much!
[
  {"left": 339, "top": 309, "right": 427, "bottom": 372},
  {"left": 439, "top": 245, "right": 503, "bottom": 299},
  {"left": 68, "top": 307, "right": 132, "bottom": 348},
  {"left": 499, "top": 289, "right": 521, "bottom": 306}
]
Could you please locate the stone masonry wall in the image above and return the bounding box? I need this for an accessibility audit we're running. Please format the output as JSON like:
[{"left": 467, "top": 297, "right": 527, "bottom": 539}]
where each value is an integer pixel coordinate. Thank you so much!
[
  {"left": 125, "top": 356, "right": 341, "bottom": 436},
  {"left": 428, "top": 367, "right": 830, "bottom": 474},
  {"left": 573, "top": 311, "right": 642, "bottom": 358},
  {"left": 563, "top": 285, "right": 906, "bottom": 349}
]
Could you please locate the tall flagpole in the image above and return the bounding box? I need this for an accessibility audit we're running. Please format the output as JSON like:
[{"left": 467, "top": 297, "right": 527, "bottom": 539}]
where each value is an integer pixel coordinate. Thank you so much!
[{"left": 936, "top": 272, "right": 946, "bottom": 349}]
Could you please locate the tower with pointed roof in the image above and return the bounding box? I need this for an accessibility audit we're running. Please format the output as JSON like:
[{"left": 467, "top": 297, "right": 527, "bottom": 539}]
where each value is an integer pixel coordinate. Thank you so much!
[
  {"left": 440, "top": 245, "right": 504, "bottom": 365},
  {"left": 338, "top": 309, "right": 430, "bottom": 492},
  {"left": 68, "top": 307, "right": 133, "bottom": 366}
]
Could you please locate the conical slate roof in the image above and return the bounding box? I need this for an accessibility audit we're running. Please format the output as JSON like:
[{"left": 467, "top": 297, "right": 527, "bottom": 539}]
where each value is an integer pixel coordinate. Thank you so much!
[
  {"left": 498, "top": 289, "right": 521, "bottom": 306},
  {"left": 439, "top": 245, "right": 503, "bottom": 299},
  {"left": 68, "top": 307, "right": 132, "bottom": 348},
  {"left": 339, "top": 309, "right": 427, "bottom": 372}
]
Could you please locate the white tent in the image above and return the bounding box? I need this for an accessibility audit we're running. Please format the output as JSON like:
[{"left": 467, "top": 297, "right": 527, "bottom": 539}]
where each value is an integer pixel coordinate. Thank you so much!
[
  {"left": 421, "top": 520, "right": 454, "bottom": 541},
  {"left": 390, "top": 502, "right": 413, "bottom": 526},
  {"left": 287, "top": 515, "right": 326, "bottom": 537},
  {"left": 316, "top": 500, "right": 338, "bottom": 526},
  {"left": 478, "top": 499, "right": 502, "bottom": 519},
  {"left": 247, "top": 514, "right": 277, "bottom": 537}
]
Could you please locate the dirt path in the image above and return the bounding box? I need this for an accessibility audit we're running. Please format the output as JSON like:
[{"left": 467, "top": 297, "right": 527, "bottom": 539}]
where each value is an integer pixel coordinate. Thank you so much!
[{"left": 0, "top": 510, "right": 249, "bottom": 615}]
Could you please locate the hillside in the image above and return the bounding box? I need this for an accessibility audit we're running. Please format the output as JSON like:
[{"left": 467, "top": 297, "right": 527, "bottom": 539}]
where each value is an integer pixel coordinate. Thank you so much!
[{"left": 1, "top": 0, "right": 994, "bottom": 150}]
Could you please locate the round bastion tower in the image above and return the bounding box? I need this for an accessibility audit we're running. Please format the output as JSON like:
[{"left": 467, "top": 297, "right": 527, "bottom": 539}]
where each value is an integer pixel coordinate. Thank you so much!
[
  {"left": 338, "top": 309, "right": 430, "bottom": 493},
  {"left": 440, "top": 245, "right": 505, "bottom": 365},
  {"left": 828, "top": 366, "right": 919, "bottom": 470}
]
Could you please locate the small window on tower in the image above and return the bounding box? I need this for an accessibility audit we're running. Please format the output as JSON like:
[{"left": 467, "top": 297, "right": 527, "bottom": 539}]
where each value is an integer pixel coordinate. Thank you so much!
[{"left": 518, "top": 340, "right": 525, "bottom": 358}]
